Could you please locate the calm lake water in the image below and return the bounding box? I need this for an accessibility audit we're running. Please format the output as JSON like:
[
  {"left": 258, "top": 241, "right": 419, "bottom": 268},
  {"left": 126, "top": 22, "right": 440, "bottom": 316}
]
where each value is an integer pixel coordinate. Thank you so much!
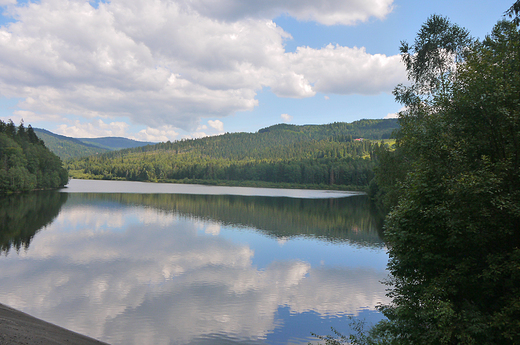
[{"left": 0, "top": 179, "right": 389, "bottom": 345}]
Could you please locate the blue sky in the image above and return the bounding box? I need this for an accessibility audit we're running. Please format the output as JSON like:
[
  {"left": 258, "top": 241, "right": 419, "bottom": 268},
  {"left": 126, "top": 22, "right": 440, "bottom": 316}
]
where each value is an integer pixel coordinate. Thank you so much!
[{"left": 0, "top": 0, "right": 515, "bottom": 141}]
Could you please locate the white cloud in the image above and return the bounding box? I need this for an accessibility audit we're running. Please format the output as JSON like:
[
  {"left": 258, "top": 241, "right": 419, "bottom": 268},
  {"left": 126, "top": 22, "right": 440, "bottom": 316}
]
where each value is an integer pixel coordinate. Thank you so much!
[
  {"left": 1, "top": 110, "right": 66, "bottom": 124},
  {"left": 281, "top": 113, "right": 293, "bottom": 123},
  {"left": 208, "top": 119, "right": 224, "bottom": 132},
  {"left": 269, "top": 71, "right": 316, "bottom": 98},
  {"left": 55, "top": 119, "right": 129, "bottom": 138},
  {"left": 0, "top": 0, "right": 403, "bottom": 134},
  {"left": 179, "top": 0, "right": 394, "bottom": 25},
  {"left": 182, "top": 120, "right": 224, "bottom": 138},
  {"left": 134, "top": 125, "right": 179, "bottom": 142},
  {"left": 0, "top": 0, "right": 16, "bottom": 6},
  {"left": 287, "top": 44, "right": 405, "bottom": 95},
  {"left": 384, "top": 106, "right": 407, "bottom": 119},
  {"left": 384, "top": 112, "right": 399, "bottom": 119},
  {"left": 190, "top": 131, "right": 209, "bottom": 139}
]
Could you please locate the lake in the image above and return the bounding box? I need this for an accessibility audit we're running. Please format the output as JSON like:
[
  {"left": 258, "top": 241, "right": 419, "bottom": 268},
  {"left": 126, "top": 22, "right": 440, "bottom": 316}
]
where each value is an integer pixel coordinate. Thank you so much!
[{"left": 0, "top": 179, "right": 389, "bottom": 345}]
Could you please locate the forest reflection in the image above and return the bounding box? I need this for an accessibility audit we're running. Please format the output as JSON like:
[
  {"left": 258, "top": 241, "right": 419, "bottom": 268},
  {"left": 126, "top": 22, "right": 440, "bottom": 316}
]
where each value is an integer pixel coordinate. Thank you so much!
[
  {"left": 66, "top": 193, "right": 385, "bottom": 247},
  {"left": 0, "top": 191, "right": 385, "bottom": 256},
  {"left": 0, "top": 191, "right": 68, "bottom": 254}
]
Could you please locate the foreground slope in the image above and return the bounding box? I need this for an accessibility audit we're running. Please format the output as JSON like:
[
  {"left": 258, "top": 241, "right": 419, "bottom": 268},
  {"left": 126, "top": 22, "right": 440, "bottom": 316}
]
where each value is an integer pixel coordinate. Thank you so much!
[{"left": 0, "top": 303, "right": 108, "bottom": 345}]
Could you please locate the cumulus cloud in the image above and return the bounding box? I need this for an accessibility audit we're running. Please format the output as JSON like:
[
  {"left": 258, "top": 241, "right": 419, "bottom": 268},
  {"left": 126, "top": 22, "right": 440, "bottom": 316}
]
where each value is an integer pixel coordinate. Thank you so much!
[
  {"left": 281, "top": 113, "right": 293, "bottom": 122},
  {"left": 178, "top": 120, "right": 224, "bottom": 139},
  {"left": 55, "top": 119, "right": 129, "bottom": 138},
  {"left": 288, "top": 44, "right": 405, "bottom": 95},
  {"left": 179, "top": 0, "right": 394, "bottom": 25},
  {"left": 134, "top": 125, "right": 179, "bottom": 142},
  {"left": 190, "top": 131, "right": 209, "bottom": 139},
  {"left": 208, "top": 119, "right": 224, "bottom": 132},
  {"left": 0, "top": 0, "right": 404, "bottom": 135}
]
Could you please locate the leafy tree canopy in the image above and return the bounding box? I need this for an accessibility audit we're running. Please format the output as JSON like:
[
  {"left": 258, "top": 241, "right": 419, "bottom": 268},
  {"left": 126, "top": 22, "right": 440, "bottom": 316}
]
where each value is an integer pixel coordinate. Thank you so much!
[
  {"left": 369, "top": 13, "right": 520, "bottom": 345},
  {"left": 397, "top": 14, "right": 473, "bottom": 104}
]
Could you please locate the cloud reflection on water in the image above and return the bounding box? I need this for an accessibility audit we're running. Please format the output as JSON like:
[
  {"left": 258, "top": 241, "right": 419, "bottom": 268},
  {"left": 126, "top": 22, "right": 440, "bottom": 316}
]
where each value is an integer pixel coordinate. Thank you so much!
[{"left": 0, "top": 194, "right": 389, "bottom": 344}]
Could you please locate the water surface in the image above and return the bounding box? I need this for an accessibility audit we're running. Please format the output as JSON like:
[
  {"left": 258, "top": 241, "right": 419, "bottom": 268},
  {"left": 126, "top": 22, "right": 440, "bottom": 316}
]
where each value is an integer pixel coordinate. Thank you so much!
[
  {"left": 63, "top": 179, "right": 363, "bottom": 198},
  {"left": 0, "top": 180, "right": 388, "bottom": 345}
]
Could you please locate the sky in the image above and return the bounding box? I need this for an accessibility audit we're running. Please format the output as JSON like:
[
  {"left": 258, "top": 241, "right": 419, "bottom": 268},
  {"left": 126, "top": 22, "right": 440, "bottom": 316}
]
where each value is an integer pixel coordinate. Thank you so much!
[{"left": 0, "top": 0, "right": 515, "bottom": 142}]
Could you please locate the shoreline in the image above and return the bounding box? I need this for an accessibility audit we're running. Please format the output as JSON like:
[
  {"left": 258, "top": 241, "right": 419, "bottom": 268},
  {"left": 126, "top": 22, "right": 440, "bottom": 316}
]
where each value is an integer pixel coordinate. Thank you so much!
[
  {"left": 0, "top": 303, "right": 108, "bottom": 345},
  {"left": 66, "top": 175, "right": 369, "bottom": 192},
  {"left": 60, "top": 178, "right": 365, "bottom": 199}
]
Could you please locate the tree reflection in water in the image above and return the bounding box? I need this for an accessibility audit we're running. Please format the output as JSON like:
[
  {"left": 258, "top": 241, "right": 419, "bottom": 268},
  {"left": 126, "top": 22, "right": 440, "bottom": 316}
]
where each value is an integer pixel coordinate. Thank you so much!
[
  {"left": 0, "top": 191, "right": 68, "bottom": 255},
  {"left": 67, "top": 193, "right": 385, "bottom": 247}
]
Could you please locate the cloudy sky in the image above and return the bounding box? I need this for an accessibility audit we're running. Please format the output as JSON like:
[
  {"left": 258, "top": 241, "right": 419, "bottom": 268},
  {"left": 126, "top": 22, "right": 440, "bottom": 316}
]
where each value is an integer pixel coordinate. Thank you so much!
[{"left": 0, "top": 0, "right": 514, "bottom": 141}]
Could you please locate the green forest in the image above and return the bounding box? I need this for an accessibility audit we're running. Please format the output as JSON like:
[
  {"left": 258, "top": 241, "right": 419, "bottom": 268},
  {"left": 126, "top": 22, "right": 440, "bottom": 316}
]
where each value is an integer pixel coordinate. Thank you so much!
[
  {"left": 66, "top": 119, "right": 398, "bottom": 189},
  {"left": 0, "top": 120, "right": 68, "bottom": 194},
  {"left": 327, "top": 4, "right": 520, "bottom": 345}
]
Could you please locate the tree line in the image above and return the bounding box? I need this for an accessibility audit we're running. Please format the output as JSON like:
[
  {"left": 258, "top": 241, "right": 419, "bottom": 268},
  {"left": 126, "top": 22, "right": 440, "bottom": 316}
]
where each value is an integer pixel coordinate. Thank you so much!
[
  {"left": 0, "top": 120, "right": 68, "bottom": 193},
  {"left": 330, "top": 4, "right": 520, "bottom": 345}
]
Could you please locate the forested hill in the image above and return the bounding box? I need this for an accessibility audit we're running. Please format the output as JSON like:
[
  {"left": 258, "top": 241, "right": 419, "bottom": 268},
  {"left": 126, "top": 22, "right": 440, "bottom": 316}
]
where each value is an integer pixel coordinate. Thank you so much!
[
  {"left": 258, "top": 119, "right": 397, "bottom": 139},
  {"left": 0, "top": 121, "right": 68, "bottom": 193},
  {"left": 99, "top": 119, "right": 398, "bottom": 159},
  {"left": 34, "top": 128, "right": 110, "bottom": 159},
  {"left": 78, "top": 136, "right": 156, "bottom": 151},
  {"left": 33, "top": 128, "right": 154, "bottom": 160},
  {"left": 67, "top": 119, "right": 398, "bottom": 189}
]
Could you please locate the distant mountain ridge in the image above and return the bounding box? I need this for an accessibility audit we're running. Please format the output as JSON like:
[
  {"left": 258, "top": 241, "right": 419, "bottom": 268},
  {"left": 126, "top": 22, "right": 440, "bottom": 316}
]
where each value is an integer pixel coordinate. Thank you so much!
[{"left": 33, "top": 128, "right": 154, "bottom": 160}]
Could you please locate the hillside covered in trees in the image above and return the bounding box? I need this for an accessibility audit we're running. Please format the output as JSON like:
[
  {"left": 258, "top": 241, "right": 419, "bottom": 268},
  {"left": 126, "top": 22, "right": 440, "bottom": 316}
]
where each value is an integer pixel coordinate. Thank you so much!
[
  {"left": 34, "top": 128, "right": 154, "bottom": 160},
  {"left": 0, "top": 120, "right": 68, "bottom": 193},
  {"left": 67, "top": 119, "right": 398, "bottom": 189}
]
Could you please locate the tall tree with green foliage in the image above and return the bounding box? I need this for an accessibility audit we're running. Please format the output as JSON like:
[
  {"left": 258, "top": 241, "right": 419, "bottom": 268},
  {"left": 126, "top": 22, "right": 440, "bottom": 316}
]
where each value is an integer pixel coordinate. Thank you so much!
[
  {"left": 371, "top": 15, "right": 473, "bottom": 210},
  {"left": 370, "top": 15, "right": 520, "bottom": 345}
]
